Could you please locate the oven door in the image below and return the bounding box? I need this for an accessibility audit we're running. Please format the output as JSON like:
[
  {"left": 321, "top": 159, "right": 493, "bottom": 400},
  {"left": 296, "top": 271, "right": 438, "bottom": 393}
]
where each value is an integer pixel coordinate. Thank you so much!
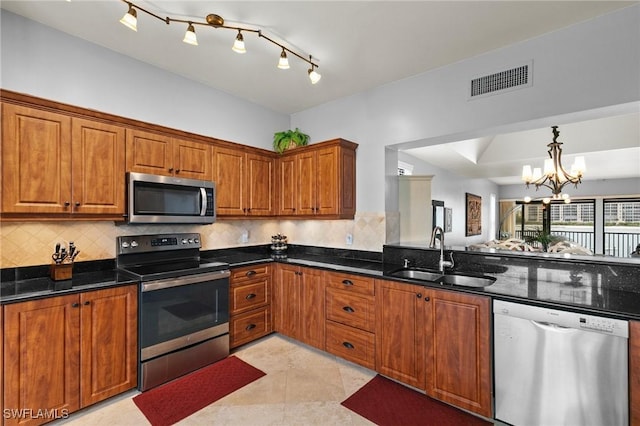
[{"left": 139, "top": 270, "right": 230, "bottom": 361}]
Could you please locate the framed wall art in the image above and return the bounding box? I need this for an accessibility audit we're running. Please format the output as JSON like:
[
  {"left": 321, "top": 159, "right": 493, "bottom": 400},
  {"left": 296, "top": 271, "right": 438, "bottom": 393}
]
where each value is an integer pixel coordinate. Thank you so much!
[{"left": 465, "top": 193, "right": 482, "bottom": 236}]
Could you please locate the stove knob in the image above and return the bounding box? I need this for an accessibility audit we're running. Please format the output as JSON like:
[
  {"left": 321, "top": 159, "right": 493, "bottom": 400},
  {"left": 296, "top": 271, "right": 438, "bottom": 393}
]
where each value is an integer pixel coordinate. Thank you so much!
[
  {"left": 181, "top": 239, "right": 188, "bottom": 244},
  {"left": 194, "top": 238, "right": 200, "bottom": 244},
  {"left": 188, "top": 239, "right": 194, "bottom": 244},
  {"left": 130, "top": 241, "right": 138, "bottom": 248},
  {"left": 121, "top": 242, "right": 130, "bottom": 249}
]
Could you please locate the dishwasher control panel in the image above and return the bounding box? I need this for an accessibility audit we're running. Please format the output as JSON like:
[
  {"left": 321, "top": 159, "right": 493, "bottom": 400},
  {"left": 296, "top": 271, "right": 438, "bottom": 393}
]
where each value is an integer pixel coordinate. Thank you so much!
[{"left": 579, "top": 316, "right": 619, "bottom": 333}]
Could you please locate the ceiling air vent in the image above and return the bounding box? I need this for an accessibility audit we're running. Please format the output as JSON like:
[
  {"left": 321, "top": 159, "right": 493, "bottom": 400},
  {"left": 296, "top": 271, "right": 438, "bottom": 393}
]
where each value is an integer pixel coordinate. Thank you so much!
[{"left": 469, "top": 61, "right": 532, "bottom": 99}]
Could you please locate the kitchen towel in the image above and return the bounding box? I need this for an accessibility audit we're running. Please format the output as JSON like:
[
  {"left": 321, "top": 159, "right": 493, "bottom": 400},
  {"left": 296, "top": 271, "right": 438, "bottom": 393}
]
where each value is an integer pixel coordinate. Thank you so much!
[
  {"left": 342, "top": 375, "right": 491, "bottom": 426},
  {"left": 133, "top": 356, "right": 265, "bottom": 426}
]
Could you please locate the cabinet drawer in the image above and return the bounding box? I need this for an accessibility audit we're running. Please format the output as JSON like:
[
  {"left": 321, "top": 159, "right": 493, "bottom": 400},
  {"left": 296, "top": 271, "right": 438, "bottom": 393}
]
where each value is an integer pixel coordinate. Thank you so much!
[
  {"left": 326, "top": 272, "right": 374, "bottom": 295},
  {"left": 325, "top": 321, "right": 375, "bottom": 370},
  {"left": 231, "top": 307, "right": 272, "bottom": 348},
  {"left": 231, "top": 281, "right": 269, "bottom": 314},
  {"left": 326, "top": 288, "right": 375, "bottom": 332},
  {"left": 231, "top": 264, "right": 271, "bottom": 283}
]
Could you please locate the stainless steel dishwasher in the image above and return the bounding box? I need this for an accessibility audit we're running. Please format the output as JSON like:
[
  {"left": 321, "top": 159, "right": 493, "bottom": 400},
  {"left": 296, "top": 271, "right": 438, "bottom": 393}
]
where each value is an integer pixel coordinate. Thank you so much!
[{"left": 493, "top": 300, "right": 629, "bottom": 426}]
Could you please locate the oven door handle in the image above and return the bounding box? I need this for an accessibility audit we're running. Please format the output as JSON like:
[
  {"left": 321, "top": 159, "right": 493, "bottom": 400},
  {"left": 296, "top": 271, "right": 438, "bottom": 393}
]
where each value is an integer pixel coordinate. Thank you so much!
[{"left": 142, "top": 270, "right": 230, "bottom": 292}]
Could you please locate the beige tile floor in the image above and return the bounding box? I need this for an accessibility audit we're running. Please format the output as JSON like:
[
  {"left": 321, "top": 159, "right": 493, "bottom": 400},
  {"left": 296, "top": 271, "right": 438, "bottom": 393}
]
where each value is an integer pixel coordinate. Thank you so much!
[{"left": 55, "top": 334, "right": 378, "bottom": 425}]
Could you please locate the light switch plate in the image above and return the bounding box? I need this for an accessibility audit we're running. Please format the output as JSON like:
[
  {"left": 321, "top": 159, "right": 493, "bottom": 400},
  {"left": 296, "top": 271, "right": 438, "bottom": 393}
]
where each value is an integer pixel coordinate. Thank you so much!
[{"left": 346, "top": 233, "right": 353, "bottom": 245}]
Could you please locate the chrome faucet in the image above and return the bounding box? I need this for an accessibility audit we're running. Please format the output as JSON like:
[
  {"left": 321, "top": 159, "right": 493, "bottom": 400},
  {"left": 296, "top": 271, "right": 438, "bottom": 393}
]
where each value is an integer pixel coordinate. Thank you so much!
[{"left": 429, "top": 226, "right": 454, "bottom": 273}]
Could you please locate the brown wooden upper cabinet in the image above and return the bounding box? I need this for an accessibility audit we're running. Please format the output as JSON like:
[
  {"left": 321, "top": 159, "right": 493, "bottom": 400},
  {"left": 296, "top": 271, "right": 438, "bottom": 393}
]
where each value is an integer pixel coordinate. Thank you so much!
[
  {"left": 126, "top": 129, "right": 212, "bottom": 180},
  {"left": 212, "top": 145, "right": 276, "bottom": 217},
  {"left": 277, "top": 138, "right": 357, "bottom": 219},
  {"left": 1, "top": 103, "right": 126, "bottom": 218}
]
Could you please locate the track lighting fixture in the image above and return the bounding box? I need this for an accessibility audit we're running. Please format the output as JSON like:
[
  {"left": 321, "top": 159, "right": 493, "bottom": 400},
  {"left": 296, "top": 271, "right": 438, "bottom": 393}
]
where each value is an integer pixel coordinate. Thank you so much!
[
  {"left": 117, "top": 0, "right": 320, "bottom": 83},
  {"left": 278, "top": 49, "right": 290, "bottom": 70},
  {"left": 183, "top": 23, "right": 198, "bottom": 46},
  {"left": 119, "top": 3, "right": 137, "bottom": 32},
  {"left": 232, "top": 31, "right": 246, "bottom": 54}
]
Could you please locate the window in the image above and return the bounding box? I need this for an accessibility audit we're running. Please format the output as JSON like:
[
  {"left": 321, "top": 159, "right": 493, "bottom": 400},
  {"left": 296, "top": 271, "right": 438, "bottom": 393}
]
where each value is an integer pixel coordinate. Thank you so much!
[{"left": 603, "top": 198, "right": 640, "bottom": 257}]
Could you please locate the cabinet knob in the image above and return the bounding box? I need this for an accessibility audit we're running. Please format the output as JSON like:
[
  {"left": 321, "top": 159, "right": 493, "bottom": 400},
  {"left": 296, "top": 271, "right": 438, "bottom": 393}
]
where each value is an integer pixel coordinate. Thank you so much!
[
  {"left": 245, "top": 324, "right": 256, "bottom": 331},
  {"left": 342, "top": 279, "right": 353, "bottom": 286},
  {"left": 168, "top": 168, "right": 174, "bottom": 172},
  {"left": 245, "top": 293, "right": 257, "bottom": 300},
  {"left": 175, "top": 169, "right": 180, "bottom": 173},
  {"left": 75, "top": 202, "right": 81, "bottom": 207},
  {"left": 64, "top": 201, "right": 71, "bottom": 207},
  {"left": 71, "top": 302, "right": 80, "bottom": 308},
  {"left": 83, "top": 300, "right": 91, "bottom": 305},
  {"left": 246, "top": 270, "right": 257, "bottom": 277},
  {"left": 416, "top": 293, "right": 422, "bottom": 299},
  {"left": 342, "top": 341, "right": 355, "bottom": 350},
  {"left": 424, "top": 296, "right": 430, "bottom": 302},
  {"left": 342, "top": 306, "right": 355, "bottom": 313}
]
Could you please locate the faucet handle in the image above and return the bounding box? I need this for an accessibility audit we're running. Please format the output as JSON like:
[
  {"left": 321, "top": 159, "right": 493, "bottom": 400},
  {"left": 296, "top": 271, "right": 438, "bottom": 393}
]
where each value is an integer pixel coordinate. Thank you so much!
[{"left": 403, "top": 258, "right": 411, "bottom": 268}]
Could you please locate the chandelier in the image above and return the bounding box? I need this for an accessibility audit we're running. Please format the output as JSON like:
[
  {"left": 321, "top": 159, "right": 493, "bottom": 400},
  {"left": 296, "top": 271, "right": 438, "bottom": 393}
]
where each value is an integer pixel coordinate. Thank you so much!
[
  {"left": 521, "top": 126, "right": 586, "bottom": 204},
  {"left": 118, "top": 0, "right": 321, "bottom": 84}
]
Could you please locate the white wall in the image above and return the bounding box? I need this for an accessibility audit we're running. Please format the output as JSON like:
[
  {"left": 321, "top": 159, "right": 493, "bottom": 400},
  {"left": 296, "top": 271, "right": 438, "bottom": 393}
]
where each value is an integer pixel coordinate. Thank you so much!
[
  {"left": 0, "top": 10, "right": 289, "bottom": 149},
  {"left": 291, "top": 5, "right": 640, "bottom": 216}
]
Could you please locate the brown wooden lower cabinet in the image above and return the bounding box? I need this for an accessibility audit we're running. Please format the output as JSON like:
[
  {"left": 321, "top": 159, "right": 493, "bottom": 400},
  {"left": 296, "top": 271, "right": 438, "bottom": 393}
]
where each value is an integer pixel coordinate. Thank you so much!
[
  {"left": 2, "top": 285, "right": 137, "bottom": 426},
  {"left": 229, "top": 264, "right": 273, "bottom": 349},
  {"left": 631, "top": 320, "right": 640, "bottom": 426}
]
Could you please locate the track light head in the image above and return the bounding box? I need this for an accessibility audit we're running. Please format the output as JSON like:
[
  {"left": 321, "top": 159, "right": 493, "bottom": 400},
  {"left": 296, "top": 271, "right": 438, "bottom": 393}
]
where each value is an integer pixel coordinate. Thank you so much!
[
  {"left": 120, "top": 3, "right": 137, "bottom": 32},
  {"left": 308, "top": 65, "right": 321, "bottom": 84},
  {"left": 278, "top": 49, "right": 290, "bottom": 70},
  {"left": 232, "top": 30, "right": 246, "bottom": 54},
  {"left": 183, "top": 23, "right": 198, "bottom": 46}
]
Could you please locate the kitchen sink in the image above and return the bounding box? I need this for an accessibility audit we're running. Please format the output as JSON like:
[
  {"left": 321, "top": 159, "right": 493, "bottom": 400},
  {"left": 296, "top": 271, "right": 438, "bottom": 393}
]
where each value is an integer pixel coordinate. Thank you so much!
[{"left": 388, "top": 268, "right": 496, "bottom": 288}]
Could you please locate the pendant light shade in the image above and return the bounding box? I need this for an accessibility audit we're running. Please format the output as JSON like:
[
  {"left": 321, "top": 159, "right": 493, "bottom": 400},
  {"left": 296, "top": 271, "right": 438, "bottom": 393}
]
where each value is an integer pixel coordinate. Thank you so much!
[
  {"left": 308, "top": 66, "right": 321, "bottom": 84},
  {"left": 278, "top": 49, "right": 290, "bottom": 69},
  {"left": 183, "top": 23, "right": 198, "bottom": 45},
  {"left": 232, "top": 31, "right": 246, "bottom": 54},
  {"left": 120, "top": 4, "right": 138, "bottom": 31}
]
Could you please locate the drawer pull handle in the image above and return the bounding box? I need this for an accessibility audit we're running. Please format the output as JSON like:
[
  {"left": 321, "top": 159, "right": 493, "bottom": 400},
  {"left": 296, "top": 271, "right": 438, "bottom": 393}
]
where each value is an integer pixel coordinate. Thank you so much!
[
  {"left": 245, "top": 293, "right": 257, "bottom": 300},
  {"left": 343, "top": 341, "right": 355, "bottom": 350},
  {"left": 342, "top": 306, "right": 355, "bottom": 313},
  {"left": 245, "top": 324, "right": 256, "bottom": 331},
  {"left": 246, "top": 270, "right": 257, "bottom": 277},
  {"left": 342, "top": 279, "right": 353, "bottom": 286}
]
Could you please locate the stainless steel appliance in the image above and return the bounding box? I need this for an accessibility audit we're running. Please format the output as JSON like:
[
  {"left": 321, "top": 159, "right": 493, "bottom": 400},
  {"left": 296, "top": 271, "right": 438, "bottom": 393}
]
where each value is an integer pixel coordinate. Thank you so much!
[
  {"left": 127, "top": 172, "right": 215, "bottom": 224},
  {"left": 116, "top": 233, "right": 230, "bottom": 391},
  {"left": 494, "top": 300, "right": 629, "bottom": 426}
]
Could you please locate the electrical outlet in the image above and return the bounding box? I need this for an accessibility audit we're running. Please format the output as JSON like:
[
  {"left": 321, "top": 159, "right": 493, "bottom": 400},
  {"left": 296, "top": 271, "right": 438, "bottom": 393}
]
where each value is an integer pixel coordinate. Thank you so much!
[
  {"left": 241, "top": 230, "right": 249, "bottom": 243},
  {"left": 346, "top": 233, "right": 353, "bottom": 245}
]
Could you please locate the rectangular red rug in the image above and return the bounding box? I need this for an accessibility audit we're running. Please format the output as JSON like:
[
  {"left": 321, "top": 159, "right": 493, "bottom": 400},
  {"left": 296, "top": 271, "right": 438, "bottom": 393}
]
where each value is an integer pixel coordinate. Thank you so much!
[
  {"left": 342, "top": 375, "right": 492, "bottom": 426},
  {"left": 133, "top": 356, "right": 265, "bottom": 426}
]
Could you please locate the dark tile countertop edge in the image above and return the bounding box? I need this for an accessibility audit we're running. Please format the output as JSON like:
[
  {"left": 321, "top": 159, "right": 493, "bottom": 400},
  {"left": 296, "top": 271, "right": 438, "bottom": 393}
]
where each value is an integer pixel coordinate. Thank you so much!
[{"left": 3, "top": 244, "right": 640, "bottom": 322}]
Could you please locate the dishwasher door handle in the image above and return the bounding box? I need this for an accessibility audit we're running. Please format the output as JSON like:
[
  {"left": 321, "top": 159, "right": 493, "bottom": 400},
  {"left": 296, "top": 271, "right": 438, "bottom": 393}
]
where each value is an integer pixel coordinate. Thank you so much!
[{"left": 531, "top": 320, "right": 576, "bottom": 333}]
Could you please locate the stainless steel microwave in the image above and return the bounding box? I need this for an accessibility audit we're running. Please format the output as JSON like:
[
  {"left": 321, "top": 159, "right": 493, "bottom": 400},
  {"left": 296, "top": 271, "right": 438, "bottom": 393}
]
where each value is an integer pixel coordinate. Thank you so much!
[{"left": 127, "top": 172, "right": 215, "bottom": 224}]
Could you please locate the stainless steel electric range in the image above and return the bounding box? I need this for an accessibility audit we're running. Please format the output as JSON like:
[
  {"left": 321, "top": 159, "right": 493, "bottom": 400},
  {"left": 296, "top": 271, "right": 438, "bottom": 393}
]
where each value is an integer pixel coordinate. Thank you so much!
[{"left": 116, "top": 233, "right": 230, "bottom": 391}]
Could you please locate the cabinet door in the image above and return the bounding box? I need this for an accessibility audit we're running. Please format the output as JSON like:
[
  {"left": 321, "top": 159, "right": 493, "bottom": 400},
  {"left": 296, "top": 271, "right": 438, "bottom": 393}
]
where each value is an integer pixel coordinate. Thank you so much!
[
  {"left": 1, "top": 103, "right": 72, "bottom": 214},
  {"left": 71, "top": 118, "right": 126, "bottom": 215},
  {"left": 273, "top": 264, "right": 302, "bottom": 340},
  {"left": 79, "top": 285, "right": 137, "bottom": 407},
  {"left": 3, "top": 295, "right": 81, "bottom": 425},
  {"left": 212, "top": 146, "right": 245, "bottom": 216},
  {"left": 316, "top": 146, "right": 339, "bottom": 215},
  {"left": 300, "top": 267, "right": 325, "bottom": 350},
  {"left": 277, "top": 155, "right": 297, "bottom": 215},
  {"left": 425, "top": 289, "right": 492, "bottom": 418},
  {"left": 296, "top": 151, "right": 317, "bottom": 215},
  {"left": 172, "top": 137, "right": 212, "bottom": 180},
  {"left": 125, "top": 129, "right": 173, "bottom": 176},
  {"left": 246, "top": 152, "right": 275, "bottom": 216},
  {"left": 631, "top": 320, "right": 640, "bottom": 426},
  {"left": 375, "top": 279, "right": 426, "bottom": 389}
]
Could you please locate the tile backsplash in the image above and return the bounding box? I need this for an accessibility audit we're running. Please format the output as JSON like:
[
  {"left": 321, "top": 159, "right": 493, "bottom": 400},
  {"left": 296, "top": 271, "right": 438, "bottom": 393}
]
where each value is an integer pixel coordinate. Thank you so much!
[{"left": 0, "top": 212, "right": 388, "bottom": 268}]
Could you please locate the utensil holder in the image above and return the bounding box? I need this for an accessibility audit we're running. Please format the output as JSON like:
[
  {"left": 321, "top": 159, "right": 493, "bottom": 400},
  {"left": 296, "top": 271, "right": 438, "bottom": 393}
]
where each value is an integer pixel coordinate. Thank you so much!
[{"left": 50, "top": 263, "right": 73, "bottom": 281}]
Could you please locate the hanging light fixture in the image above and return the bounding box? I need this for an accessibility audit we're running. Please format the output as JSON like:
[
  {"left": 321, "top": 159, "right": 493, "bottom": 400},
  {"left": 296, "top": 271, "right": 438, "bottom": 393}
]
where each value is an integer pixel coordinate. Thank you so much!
[
  {"left": 277, "top": 49, "right": 290, "bottom": 69},
  {"left": 183, "top": 23, "right": 198, "bottom": 46},
  {"left": 522, "top": 126, "right": 586, "bottom": 203},
  {"left": 117, "top": 0, "right": 320, "bottom": 83},
  {"left": 232, "top": 30, "right": 246, "bottom": 54},
  {"left": 119, "top": 3, "right": 137, "bottom": 31}
]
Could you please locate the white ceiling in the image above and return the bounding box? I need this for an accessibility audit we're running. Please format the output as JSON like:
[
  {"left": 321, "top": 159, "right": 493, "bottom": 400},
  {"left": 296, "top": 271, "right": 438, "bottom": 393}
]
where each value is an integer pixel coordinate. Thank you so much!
[
  {"left": 1, "top": 1, "right": 635, "bottom": 114},
  {"left": 2, "top": 1, "right": 638, "bottom": 184}
]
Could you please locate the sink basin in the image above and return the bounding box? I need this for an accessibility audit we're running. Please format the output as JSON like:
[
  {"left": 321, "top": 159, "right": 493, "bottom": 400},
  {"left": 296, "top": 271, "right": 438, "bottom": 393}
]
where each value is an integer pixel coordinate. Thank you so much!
[
  {"left": 390, "top": 269, "right": 443, "bottom": 282},
  {"left": 436, "top": 273, "right": 496, "bottom": 287},
  {"left": 389, "top": 268, "right": 496, "bottom": 288}
]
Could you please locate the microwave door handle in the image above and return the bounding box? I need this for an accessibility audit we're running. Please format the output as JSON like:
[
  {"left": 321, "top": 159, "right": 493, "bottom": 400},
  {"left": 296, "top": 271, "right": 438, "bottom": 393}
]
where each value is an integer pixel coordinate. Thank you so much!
[{"left": 200, "top": 188, "right": 207, "bottom": 216}]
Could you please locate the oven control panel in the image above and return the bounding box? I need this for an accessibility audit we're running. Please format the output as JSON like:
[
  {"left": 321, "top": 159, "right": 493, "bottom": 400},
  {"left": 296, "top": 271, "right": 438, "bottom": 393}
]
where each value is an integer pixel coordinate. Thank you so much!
[{"left": 117, "top": 233, "right": 201, "bottom": 254}]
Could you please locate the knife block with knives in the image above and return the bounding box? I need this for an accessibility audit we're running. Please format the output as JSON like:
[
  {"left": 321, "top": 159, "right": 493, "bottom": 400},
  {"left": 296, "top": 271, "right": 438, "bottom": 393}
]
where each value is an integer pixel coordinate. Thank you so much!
[{"left": 50, "top": 241, "right": 79, "bottom": 282}]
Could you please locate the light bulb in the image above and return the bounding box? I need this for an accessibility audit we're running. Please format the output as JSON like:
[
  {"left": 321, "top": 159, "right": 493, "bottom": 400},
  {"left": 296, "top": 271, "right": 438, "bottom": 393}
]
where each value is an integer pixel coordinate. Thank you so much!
[
  {"left": 277, "top": 49, "right": 290, "bottom": 70},
  {"left": 572, "top": 156, "right": 586, "bottom": 176},
  {"left": 543, "top": 158, "right": 554, "bottom": 176},
  {"left": 542, "top": 197, "right": 551, "bottom": 204},
  {"left": 523, "top": 196, "right": 532, "bottom": 203},
  {"left": 183, "top": 23, "right": 198, "bottom": 46},
  {"left": 120, "top": 4, "right": 137, "bottom": 31},
  {"left": 532, "top": 168, "right": 542, "bottom": 181},
  {"left": 521, "top": 165, "right": 532, "bottom": 182},
  {"left": 232, "top": 31, "right": 246, "bottom": 54}
]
